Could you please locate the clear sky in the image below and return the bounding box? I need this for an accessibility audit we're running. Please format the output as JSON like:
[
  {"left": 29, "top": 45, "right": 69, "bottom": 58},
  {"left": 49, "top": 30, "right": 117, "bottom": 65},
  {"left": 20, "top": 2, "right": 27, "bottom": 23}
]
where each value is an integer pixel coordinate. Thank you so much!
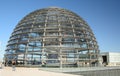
[{"left": 0, "top": 0, "right": 120, "bottom": 58}]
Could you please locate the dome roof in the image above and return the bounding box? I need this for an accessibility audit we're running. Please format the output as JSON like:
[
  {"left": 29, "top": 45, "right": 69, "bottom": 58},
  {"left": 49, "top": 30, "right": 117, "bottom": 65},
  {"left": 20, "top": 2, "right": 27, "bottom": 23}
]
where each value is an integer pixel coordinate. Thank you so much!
[
  {"left": 18, "top": 7, "right": 86, "bottom": 27},
  {"left": 5, "top": 7, "right": 99, "bottom": 67}
]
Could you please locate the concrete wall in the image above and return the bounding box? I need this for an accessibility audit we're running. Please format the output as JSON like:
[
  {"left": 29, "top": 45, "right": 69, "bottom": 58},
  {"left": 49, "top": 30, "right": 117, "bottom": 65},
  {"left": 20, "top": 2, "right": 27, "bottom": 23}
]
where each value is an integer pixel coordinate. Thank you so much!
[
  {"left": 108, "top": 52, "right": 120, "bottom": 66},
  {"left": 101, "top": 52, "right": 120, "bottom": 66}
]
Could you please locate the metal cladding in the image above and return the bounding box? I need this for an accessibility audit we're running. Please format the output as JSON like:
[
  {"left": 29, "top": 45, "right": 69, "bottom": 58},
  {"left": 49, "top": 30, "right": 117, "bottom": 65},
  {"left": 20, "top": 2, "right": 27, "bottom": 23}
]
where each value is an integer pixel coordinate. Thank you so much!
[{"left": 5, "top": 7, "right": 100, "bottom": 67}]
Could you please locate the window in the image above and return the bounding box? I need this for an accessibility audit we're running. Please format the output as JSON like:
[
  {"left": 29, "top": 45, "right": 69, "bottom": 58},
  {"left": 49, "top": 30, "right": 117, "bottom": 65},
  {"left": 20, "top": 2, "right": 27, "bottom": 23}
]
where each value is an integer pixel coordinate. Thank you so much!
[
  {"left": 62, "top": 38, "right": 74, "bottom": 42},
  {"left": 18, "top": 44, "right": 26, "bottom": 52}
]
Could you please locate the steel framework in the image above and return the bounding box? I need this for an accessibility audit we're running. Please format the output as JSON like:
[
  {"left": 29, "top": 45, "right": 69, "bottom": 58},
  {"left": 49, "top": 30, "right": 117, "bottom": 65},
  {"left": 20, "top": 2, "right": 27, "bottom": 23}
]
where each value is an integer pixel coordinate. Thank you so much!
[{"left": 5, "top": 7, "right": 100, "bottom": 67}]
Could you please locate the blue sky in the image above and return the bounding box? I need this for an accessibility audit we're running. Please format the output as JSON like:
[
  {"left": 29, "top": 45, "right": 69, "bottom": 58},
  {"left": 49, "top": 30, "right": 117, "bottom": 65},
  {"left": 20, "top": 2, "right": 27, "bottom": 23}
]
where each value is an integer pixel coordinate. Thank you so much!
[{"left": 0, "top": 0, "right": 120, "bottom": 58}]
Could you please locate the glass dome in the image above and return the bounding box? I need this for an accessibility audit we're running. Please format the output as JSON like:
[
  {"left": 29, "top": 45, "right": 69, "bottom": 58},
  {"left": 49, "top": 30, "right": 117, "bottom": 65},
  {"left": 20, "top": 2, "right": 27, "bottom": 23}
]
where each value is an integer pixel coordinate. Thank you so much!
[{"left": 5, "top": 7, "right": 99, "bottom": 67}]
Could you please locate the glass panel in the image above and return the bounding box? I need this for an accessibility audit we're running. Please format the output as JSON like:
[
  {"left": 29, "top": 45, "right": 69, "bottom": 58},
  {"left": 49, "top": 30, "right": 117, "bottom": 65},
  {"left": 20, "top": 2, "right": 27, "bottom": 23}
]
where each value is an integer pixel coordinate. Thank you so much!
[
  {"left": 62, "top": 38, "right": 74, "bottom": 42},
  {"left": 48, "top": 54, "right": 58, "bottom": 59}
]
